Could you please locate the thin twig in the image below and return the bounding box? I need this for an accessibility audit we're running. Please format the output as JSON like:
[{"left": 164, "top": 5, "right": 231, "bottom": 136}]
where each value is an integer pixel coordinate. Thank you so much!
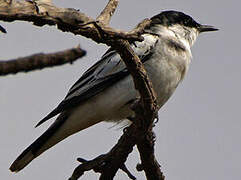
[
  {"left": 97, "top": 0, "right": 119, "bottom": 26},
  {"left": 1, "top": 0, "right": 164, "bottom": 179},
  {"left": 0, "top": 45, "right": 86, "bottom": 76},
  {"left": 120, "top": 164, "right": 136, "bottom": 180}
]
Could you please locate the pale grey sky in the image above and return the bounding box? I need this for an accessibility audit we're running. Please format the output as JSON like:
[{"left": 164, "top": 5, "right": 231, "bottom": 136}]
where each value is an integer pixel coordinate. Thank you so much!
[{"left": 1, "top": 0, "right": 240, "bottom": 180}]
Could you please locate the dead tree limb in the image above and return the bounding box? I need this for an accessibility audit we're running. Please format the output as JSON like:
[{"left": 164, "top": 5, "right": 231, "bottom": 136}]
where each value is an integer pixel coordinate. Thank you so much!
[
  {"left": 0, "top": 45, "right": 86, "bottom": 76},
  {"left": 1, "top": 0, "right": 164, "bottom": 179},
  {"left": 0, "top": 0, "right": 149, "bottom": 43},
  {"left": 137, "top": 131, "right": 165, "bottom": 180}
]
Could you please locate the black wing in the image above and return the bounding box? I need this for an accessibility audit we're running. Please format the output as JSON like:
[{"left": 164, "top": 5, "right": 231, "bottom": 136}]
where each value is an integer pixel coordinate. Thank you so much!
[{"left": 35, "top": 35, "right": 158, "bottom": 127}]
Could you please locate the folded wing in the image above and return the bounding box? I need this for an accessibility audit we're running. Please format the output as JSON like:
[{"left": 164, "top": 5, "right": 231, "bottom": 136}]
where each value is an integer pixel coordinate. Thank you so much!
[{"left": 35, "top": 34, "right": 159, "bottom": 127}]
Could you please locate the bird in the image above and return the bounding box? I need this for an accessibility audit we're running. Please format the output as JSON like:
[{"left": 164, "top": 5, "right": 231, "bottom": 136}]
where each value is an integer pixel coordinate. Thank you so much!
[{"left": 9, "top": 10, "right": 218, "bottom": 172}]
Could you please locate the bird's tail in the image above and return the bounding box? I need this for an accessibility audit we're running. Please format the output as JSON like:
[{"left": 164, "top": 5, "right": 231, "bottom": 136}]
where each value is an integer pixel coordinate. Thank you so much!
[{"left": 9, "top": 113, "right": 69, "bottom": 172}]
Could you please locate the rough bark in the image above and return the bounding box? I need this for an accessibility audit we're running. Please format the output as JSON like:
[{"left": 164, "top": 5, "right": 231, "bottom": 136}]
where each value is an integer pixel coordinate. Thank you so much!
[
  {"left": 1, "top": 0, "right": 164, "bottom": 179},
  {"left": 0, "top": 46, "right": 86, "bottom": 76}
]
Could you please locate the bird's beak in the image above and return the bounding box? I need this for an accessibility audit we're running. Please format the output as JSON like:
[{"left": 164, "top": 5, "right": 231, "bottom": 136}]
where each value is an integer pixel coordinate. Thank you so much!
[{"left": 198, "top": 25, "right": 219, "bottom": 33}]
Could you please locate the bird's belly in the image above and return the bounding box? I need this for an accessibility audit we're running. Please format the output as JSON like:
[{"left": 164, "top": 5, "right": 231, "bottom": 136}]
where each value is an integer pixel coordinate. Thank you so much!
[
  {"left": 106, "top": 60, "right": 183, "bottom": 122},
  {"left": 145, "top": 58, "right": 183, "bottom": 107}
]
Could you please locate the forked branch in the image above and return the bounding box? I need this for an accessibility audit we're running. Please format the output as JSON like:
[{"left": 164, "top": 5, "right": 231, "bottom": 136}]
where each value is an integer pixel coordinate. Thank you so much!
[{"left": 1, "top": 0, "right": 164, "bottom": 179}]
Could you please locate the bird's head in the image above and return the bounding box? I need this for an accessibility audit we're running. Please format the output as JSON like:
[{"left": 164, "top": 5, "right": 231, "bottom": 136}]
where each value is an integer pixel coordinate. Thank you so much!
[{"left": 148, "top": 11, "right": 218, "bottom": 47}]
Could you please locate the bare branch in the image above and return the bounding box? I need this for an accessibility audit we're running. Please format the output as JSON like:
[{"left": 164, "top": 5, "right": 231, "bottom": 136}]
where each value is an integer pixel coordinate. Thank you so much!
[
  {"left": 120, "top": 164, "right": 136, "bottom": 180},
  {"left": 0, "top": 0, "right": 145, "bottom": 43},
  {"left": 68, "top": 38, "right": 160, "bottom": 179},
  {"left": 0, "top": 46, "right": 86, "bottom": 76},
  {"left": 137, "top": 131, "right": 165, "bottom": 180},
  {"left": 112, "top": 40, "right": 157, "bottom": 116},
  {"left": 70, "top": 125, "right": 138, "bottom": 180},
  {"left": 1, "top": 1, "right": 164, "bottom": 179},
  {"left": 0, "top": 0, "right": 93, "bottom": 27},
  {"left": 129, "top": 18, "right": 152, "bottom": 37},
  {"left": 97, "top": 0, "right": 119, "bottom": 26}
]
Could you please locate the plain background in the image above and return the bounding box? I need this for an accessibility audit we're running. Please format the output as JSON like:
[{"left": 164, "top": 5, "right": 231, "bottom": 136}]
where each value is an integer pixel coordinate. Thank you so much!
[{"left": 1, "top": 0, "right": 240, "bottom": 179}]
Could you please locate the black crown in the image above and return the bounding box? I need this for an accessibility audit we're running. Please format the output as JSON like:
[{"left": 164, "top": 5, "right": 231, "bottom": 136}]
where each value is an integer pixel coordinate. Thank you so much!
[{"left": 151, "top": 11, "right": 200, "bottom": 28}]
